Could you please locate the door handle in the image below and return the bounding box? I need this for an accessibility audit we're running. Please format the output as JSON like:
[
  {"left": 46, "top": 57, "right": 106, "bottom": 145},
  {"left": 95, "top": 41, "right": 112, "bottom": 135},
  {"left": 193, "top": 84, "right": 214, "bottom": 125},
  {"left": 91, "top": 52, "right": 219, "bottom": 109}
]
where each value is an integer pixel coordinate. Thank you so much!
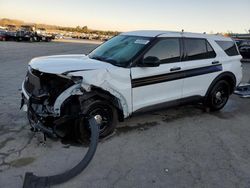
[
  {"left": 170, "top": 67, "right": 181, "bottom": 72},
  {"left": 212, "top": 61, "right": 220, "bottom": 65}
]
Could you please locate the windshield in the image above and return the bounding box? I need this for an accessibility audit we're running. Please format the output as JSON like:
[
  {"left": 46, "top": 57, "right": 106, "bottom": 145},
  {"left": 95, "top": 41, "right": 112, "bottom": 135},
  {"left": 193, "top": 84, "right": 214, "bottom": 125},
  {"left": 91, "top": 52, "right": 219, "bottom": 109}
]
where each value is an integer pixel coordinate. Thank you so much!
[{"left": 88, "top": 35, "right": 152, "bottom": 67}]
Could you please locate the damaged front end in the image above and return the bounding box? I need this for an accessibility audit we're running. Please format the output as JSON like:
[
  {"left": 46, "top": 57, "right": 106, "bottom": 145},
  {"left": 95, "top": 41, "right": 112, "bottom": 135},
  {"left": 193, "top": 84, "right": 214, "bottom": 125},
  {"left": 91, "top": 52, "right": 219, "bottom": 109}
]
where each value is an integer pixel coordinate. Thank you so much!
[{"left": 21, "top": 66, "right": 84, "bottom": 138}]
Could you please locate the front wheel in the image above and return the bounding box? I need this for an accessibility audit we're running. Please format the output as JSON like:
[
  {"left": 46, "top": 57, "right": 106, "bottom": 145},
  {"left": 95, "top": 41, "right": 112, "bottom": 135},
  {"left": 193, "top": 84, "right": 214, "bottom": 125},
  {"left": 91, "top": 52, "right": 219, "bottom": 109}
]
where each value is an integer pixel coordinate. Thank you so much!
[
  {"left": 76, "top": 99, "right": 118, "bottom": 142},
  {"left": 205, "top": 80, "right": 230, "bottom": 111}
]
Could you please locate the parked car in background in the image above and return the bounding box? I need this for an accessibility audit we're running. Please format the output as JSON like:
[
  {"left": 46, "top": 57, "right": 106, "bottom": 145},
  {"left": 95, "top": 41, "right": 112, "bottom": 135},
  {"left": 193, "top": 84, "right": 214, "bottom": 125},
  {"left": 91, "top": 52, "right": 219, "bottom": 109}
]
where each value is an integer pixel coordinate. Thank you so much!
[
  {"left": 16, "top": 25, "right": 52, "bottom": 42},
  {"left": 36, "top": 28, "right": 53, "bottom": 42},
  {"left": 16, "top": 25, "right": 37, "bottom": 42},
  {"left": 54, "top": 34, "right": 64, "bottom": 39},
  {"left": 234, "top": 39, "right": 244, "bottom": 47},
  {"left": 0, "top": 29, "right": 16, "bottom": 41},
  {"left": 238, "top": 41, "right": 250, "bottom": 59},
  {"left": 5, "top": 31, "right": 17, "bottom": 41},
  {"left": 0, "top": 30, "right": 7, "bottom": 41}
]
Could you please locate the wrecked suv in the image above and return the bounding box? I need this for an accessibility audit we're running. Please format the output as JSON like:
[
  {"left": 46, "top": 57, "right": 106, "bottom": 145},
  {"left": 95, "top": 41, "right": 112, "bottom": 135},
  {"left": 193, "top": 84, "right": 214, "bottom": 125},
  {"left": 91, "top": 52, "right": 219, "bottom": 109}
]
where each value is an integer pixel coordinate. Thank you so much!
[{"left": 21, "top": 30, "right": 242, "bottom": 139}]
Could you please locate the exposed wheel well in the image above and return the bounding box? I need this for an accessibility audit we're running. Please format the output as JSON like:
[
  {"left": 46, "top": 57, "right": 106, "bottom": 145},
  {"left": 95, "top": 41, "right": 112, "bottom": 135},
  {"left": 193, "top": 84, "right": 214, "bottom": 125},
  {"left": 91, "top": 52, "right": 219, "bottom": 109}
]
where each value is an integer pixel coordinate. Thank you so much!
[
  {"left": 61, "top": 90, "right": 124, "bottom": 123},
  {"left": 78, "top": 87, "right": 124, "bottom": 122},
  {"left": 224, "top": 76, "right": 236, "bottom": 94}
]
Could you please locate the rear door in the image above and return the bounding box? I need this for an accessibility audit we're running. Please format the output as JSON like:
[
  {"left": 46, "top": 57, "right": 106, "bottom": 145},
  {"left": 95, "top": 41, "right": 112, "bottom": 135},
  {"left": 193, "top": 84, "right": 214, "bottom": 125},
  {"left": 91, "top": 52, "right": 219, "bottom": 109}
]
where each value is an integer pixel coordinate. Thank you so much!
[
  {"left": 131, "top": 37, "right": 184, "bottom": 112},
  {"left": 181, "top": 37, "right": 221, "bottom": 98}
]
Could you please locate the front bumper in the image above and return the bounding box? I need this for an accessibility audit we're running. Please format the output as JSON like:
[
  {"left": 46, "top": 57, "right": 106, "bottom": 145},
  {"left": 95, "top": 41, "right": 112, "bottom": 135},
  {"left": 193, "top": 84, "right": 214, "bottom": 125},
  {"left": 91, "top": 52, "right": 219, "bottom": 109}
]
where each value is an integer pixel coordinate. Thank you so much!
[
  {"left": 21, "top": 82, "right": 57, "bottom": 137},
  {"left": 21, "top": 79, "right": 83, "bottom": 137},
  {"left": 20, "top": 66, "right": 86, "bottom": 137}
]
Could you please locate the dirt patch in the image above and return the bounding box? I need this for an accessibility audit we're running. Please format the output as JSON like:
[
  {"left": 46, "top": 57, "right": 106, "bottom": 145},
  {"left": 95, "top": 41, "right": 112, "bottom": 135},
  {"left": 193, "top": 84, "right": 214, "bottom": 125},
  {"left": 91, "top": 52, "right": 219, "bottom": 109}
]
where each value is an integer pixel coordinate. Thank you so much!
[
  {"left": 161, "top": 105, "right": 204, "bottom": 123},
  {"left": 0, "top": 137, "right": 15, "bottom": 149},
  {"left": 117, "top": 121, "right": 159, "bottom": 135},
  {"left": 9, "top": 157, "right": 36, "bottom": 168}
]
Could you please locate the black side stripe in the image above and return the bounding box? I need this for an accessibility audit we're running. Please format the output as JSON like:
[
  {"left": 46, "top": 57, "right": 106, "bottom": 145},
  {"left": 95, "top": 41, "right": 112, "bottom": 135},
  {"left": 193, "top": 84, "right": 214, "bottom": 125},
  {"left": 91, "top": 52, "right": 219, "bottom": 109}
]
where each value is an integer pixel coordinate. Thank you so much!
[{"left": 132, "top": 64, "right": 222, "bottom": 88}]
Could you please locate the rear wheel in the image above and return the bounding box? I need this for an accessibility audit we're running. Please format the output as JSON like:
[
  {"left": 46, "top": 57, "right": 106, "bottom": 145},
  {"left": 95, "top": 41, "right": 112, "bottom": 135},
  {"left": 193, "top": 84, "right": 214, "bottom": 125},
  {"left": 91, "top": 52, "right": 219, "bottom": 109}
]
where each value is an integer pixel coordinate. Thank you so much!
[
  {"left": 205, "top": 80, "right": 230, "bottom": 111},
  {"left": 76, "top": 99, "right": 117, "bottom": 142}
]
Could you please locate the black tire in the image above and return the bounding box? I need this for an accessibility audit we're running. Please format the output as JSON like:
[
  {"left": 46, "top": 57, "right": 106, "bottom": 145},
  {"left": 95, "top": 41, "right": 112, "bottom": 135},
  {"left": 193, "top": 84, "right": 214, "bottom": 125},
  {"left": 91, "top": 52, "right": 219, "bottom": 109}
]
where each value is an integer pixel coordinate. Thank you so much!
[
  {"left": 77, "top": 99, "right": 117, "bottom": 142},
  {"left": 206, "top": 80, "right": 230, "bottom": 111},
  {"left": 29, "top": 37, "right": 34, "bottom": 42}
]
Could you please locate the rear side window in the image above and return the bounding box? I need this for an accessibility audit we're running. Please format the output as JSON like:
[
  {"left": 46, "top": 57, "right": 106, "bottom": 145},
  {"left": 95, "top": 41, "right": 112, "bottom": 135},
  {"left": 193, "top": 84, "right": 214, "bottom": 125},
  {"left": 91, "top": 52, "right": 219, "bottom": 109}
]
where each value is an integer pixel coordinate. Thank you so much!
[
  {"left": 184, "top": 38, "right": 216, "bottom": 61},
  {"left": 216, "top": 41, "right": 239, "bottom": 56},
  {"left": 144, "top": 38, "right": 181, "bottom": 64}
]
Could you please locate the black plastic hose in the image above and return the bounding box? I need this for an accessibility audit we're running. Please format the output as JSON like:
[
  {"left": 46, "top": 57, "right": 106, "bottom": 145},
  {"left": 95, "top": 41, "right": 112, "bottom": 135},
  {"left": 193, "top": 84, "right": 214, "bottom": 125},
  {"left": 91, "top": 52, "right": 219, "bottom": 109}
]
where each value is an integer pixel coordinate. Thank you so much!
[{"left": 23, "top": 117, "right": 100, "bottom": 188}]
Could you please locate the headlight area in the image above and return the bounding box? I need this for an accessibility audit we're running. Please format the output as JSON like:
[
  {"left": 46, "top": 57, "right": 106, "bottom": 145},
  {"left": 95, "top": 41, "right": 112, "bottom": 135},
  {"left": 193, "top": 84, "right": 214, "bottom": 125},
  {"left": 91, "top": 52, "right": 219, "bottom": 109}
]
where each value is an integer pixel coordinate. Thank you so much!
[
  {"left": 22, "top": 69, "right": 85, "bottom": 138},
  {"left": 57, "top": 74, "right": 83, "bottom": 84}
]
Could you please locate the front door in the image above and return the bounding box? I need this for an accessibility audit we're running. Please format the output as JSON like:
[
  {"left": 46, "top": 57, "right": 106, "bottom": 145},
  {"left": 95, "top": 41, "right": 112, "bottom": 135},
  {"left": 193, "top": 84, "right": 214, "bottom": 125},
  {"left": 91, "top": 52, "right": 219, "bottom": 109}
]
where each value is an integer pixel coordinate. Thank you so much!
[{"left": 131, "top": 38, "right": 184, "bottom": 112}]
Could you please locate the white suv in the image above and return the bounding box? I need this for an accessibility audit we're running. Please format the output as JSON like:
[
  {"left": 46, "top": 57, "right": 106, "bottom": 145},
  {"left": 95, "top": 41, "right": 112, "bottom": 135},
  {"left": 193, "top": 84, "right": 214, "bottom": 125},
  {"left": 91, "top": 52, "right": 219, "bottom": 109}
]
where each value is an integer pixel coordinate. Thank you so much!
[{"left": 21, "top": 30, "right": 242, "bottom": 139}]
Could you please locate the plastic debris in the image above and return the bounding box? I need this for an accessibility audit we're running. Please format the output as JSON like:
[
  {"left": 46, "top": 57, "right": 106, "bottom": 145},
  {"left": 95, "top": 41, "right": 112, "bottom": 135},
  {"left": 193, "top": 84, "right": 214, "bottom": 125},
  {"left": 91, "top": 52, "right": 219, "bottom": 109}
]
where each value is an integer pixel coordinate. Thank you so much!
[{"left": 234, "top": 83, "right": 250, "bottom": 98}]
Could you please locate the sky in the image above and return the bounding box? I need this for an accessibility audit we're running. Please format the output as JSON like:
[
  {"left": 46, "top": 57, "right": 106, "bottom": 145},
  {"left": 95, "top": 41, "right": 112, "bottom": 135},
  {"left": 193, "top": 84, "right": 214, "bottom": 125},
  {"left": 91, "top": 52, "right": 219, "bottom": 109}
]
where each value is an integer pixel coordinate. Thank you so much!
[{"left": 0, "top": 0, "right": 249, "bottom": 33}]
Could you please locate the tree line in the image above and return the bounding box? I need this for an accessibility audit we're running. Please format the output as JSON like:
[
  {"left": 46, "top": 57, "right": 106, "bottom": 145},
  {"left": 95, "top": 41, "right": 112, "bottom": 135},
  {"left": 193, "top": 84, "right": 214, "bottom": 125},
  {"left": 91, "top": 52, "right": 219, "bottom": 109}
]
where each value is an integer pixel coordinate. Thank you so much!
[{"left": 0, "top": 18, "right": 120, "bottom": 36}]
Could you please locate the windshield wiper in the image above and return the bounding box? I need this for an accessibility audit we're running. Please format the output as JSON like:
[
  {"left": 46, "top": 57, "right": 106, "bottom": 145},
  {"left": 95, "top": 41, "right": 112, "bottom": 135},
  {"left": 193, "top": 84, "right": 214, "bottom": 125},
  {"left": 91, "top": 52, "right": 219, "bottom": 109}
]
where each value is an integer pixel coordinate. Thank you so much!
[
  {"left": 105, "top": 58, "right": 118, "bottom": 66},
  {"left": 90, "top": 55, "right": 106, "bottom": 62},
  {"left": 90, "top": 56, "right": 119, "bottom": 66}
]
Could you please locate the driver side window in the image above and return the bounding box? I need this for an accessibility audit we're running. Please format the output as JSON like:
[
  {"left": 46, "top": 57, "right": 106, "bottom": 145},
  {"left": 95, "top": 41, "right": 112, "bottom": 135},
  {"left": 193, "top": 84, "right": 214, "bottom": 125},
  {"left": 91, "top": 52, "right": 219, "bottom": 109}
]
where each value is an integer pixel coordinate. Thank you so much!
[{"left": 144, "top": 38, "right": 181, "bottom": 64}]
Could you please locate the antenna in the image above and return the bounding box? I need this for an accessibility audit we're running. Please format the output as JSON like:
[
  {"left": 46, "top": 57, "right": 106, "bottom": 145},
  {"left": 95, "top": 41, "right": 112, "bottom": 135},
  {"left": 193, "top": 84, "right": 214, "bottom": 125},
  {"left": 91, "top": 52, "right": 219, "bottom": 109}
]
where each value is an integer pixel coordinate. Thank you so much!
[{"left": 181, "top": 29, "right": 184, "bottom": 33}]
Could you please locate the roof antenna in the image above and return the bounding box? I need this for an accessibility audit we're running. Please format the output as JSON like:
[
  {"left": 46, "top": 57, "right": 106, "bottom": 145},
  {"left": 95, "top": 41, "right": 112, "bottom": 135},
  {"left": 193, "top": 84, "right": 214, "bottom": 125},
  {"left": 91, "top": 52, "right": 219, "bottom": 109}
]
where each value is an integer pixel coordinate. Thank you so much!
[
  {"left": 181, "top": 29, "right": 184, "bottom": 33},
  {"left": 203, "top": 32, "right": 206, "bottom": 34}
]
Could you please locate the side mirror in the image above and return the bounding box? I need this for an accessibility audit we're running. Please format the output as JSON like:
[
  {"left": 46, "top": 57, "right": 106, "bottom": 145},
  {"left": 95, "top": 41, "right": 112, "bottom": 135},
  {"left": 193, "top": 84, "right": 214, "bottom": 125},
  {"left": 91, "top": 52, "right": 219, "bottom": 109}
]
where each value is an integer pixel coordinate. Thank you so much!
[{"left": 140, "top": 56, "right": 160, "bottom": 67}]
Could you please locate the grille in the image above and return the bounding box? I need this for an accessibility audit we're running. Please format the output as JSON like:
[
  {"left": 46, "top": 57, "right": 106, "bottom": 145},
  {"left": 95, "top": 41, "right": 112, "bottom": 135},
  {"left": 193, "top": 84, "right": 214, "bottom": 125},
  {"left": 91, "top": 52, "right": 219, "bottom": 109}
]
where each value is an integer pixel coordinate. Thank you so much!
[{"left": 24, "top": 69, "right": 74, "bottom": 105}]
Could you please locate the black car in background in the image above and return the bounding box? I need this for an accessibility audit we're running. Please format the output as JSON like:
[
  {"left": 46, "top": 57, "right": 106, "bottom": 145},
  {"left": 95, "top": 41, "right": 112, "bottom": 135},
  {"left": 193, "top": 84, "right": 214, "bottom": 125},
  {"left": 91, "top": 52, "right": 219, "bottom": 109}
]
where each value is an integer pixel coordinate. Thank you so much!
[
  {"left": 5, "top": 31, "right": 17, "bottom": 41},
  {"left": 238, "top": 41, "right": 250, "bottom": 59},
  {"left": 0, "top": 30, "right": 7, "bottom": 41},
  {"left": 16, "top": 25, "right": 37, "bottom": 42},
  {"left": 235, "top": 39, "right": 250, "bottom": 59},
  {"left": 0, "top": 30, "right": 16, "bottom": 41},
  {"left": 16, "top": 25, "right": 53, "bottom": 42}
]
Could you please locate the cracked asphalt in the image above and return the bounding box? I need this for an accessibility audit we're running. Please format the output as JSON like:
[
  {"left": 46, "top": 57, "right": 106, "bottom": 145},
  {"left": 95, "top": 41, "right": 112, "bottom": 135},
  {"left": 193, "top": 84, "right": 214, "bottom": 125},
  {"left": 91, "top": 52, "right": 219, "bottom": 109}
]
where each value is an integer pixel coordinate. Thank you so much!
[{"left": 0, "top": 40, "right": 250, "bottom": 188}]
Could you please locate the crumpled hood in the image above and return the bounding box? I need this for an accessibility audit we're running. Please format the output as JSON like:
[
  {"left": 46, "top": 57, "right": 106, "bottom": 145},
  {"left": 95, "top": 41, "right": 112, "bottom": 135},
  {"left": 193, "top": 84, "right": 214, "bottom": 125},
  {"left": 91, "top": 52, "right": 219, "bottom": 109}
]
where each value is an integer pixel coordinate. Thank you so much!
[{"left": 29, "top": 54, "right": 115, "bottom": 74}]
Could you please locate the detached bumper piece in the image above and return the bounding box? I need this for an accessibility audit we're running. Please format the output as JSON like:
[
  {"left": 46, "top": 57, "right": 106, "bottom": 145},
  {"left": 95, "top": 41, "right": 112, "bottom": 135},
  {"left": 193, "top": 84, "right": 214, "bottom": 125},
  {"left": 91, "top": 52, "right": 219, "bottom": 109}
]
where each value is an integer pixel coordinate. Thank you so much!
[
  {"left": 234, "top": 83, "right": 250, "bottom": 98},
  {"left": 23, "top": 117, "right": 100, "bottom": 188}
]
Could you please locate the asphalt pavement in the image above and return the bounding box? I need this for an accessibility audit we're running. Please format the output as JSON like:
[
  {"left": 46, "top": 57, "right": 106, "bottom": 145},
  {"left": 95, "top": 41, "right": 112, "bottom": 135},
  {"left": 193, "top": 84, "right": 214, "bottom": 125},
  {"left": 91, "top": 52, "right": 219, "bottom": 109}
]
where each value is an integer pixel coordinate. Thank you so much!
[{"left": 0, "top": 40, "right": 250, "bottom": 188}]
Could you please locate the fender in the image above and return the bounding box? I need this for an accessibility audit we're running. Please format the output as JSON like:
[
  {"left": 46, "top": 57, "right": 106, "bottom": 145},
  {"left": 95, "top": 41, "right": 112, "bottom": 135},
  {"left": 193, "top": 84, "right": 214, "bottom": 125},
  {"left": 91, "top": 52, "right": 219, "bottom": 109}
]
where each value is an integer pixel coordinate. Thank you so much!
[
  {"left": 53, "top": 83, "right": 83, "bottom": 116},
  {"left": 54, "top": 83, "right": 126, "bottom": 121}
]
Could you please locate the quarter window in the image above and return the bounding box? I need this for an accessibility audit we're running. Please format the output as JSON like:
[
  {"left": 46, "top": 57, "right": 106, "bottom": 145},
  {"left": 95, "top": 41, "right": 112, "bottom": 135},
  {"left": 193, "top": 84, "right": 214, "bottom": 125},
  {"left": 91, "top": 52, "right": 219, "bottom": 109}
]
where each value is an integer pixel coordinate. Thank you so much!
[
  {"left": 184, "top": 38, "right": 216, "bottom": 61},
  {"left": 143, "top": 38, "right": 181, "bottom": 64},
  {"left": 215, "top": 41, "right": 239, "bottom": 56}
]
